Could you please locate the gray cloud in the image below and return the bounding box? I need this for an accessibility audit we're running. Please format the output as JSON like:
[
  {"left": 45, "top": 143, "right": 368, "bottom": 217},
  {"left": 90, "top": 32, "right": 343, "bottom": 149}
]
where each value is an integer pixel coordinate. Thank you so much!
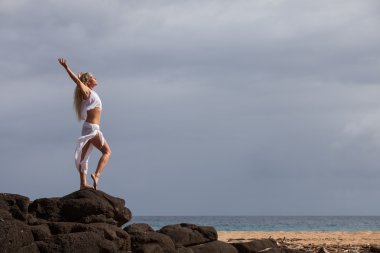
[{"left": 1, "top": 0, "right": 380, "bottom": 215}]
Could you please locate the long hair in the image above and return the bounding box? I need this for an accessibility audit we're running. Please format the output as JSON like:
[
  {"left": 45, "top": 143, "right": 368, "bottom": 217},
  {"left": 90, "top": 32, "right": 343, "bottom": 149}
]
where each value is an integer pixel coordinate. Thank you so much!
[{"left": 73, "top": 72, "right": 93, "bottom": 121}]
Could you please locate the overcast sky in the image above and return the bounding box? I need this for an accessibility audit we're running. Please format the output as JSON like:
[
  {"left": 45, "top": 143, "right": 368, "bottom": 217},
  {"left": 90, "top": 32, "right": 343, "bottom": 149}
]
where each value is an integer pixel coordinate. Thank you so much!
[{"left": 1, "top": 0, "right": 380, "bottom": 216}]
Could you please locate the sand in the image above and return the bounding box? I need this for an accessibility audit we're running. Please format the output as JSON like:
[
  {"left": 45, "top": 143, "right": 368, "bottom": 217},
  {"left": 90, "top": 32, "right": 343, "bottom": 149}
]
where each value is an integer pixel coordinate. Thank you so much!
[{"left": 218, "top": 231, "right": 380, "bottom": 251}]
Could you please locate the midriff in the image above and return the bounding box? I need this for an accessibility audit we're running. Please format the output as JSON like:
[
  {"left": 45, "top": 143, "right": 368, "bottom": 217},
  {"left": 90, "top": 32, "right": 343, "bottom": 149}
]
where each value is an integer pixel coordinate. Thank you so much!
[{"left": 85, "top": 108, "right": 102, "bottom": 125}]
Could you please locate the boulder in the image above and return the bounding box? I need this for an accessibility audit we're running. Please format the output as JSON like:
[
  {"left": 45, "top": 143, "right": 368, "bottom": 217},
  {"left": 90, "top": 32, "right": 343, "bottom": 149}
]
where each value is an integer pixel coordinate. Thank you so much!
[
  {"left": 176, "top": 245, "right": 194, "bottom": 253},
  {"left": 189, "top": 240, "right": 238, "bottom": 253},
  {"left": 124, "top": 223, "right": 155, "bottom": 234},
  {"left": 0, "top": 208, "right": 13, "bottom": 221},
  {"left": 29, "top": 189, "right": 132, "bottom": 226},
  {"left": 0, "top": 193, "right": 30, "bottom": 221},
  {"left": 31, "top": 224, "right": 52, "bottom": 241},
  {"left": 44, "top": 221, "right": 131, "bottom": 251},
  {"left": 28, "top": 197, "right": 61, "bottom": 222},
  {"left": 370, "top": 245, "right": 380, "bottom": 253},
  {"left": 14, "top": 243, "right": 40, "bottom": 253},
  {"left": 158, "top": 223, "right": 217, "bottom": 246},
  {"left": 0, "top": 189, "right": 134, "bottom": 252},
  {"left": 125, "top": 223, "right": 176, "bottom": 253},
  {"left": 0, "top": 219, "right": 37, "bottom": 253},
  {"left": 48, "top": 222, "right": 89, "bottom": 235},
  {"left": 135, "top": 243, "right": 165, "bottom": 253},
  {"left": 36, "top": 232, "right": 122, "bottom": 253}
]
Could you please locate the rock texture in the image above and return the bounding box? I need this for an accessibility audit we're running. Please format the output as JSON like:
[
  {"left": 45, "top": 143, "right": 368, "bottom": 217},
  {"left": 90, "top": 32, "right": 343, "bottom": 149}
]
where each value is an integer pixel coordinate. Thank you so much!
[
  {"left": 0, "top": 190, "right": 132, "bottom": 253},
  {"left": 29, "top": 190, "right": 131, "bottom": 226},
  {"left": 371, "top": 246, "right": 380, "bottom": 253},
  {"left": 125, "top": 223, "right": 176, "bottom": 253},
  {"left": 124, "top": 222, "right": 234, "bottom": 253},
  {"left": 189, "top": 240, "right": 238, "bottom": 253},
  {"left": 158, "top": 223, "right": 217, "bottom": 247}
]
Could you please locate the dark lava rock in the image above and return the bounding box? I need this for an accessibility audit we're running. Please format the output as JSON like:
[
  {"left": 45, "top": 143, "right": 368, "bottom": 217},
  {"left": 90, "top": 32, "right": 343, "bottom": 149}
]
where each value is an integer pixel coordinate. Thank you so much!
[
  {"left": 0, "top": 193, "right": 30, "bottom": 221},
  {"left": 0, "top": 208, "right": 13, "bottom": 221},
  {"left": 43, "top": 221, "right": 131, "bottom": 251},
  {"left": 124, "top": 223, "right": 155, "bottom": 234},
  {"left": 370, "top": 245, "right": 380, "bottom": 253},
  {"left": 0, "top": 219, "right": 38, "bottom": 253},
  {"left": 134, "top": 243, "right": 165, "bottom": 253},
  {"left": 232, "top": 238, "right": 280, "bottom": 253},
  {"left": 36, "top": 232, "right": 123, "bottom": 253},
  {"left": 125, "top": 223, "right": 176, "bottom": 253},
  {"left": 28, "top": 197, "right": 61, "bottom": 222},
  {"left": 176, "top": 245, "right": 195, "bottom": 253},
  {"left": 158, "top": 223, "right": 217, "bottom": 247},
  {"left": 48, "top": 222, "right": 89, "bottom": 235},
  {"left": 31, "top": 224, "right": 52, "bottom": 241},
  {"left": 29, "top": 189, "right": 132, "bottom": 226},
  {"left": 0, "top": 189, "right": 134, "bottom": 252},
  {"left": 189, "top": 240, "right": 238, "bottom": 253}
]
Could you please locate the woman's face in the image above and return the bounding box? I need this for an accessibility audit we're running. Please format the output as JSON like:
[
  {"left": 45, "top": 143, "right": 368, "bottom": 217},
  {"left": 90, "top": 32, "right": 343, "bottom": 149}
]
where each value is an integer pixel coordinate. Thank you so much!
[{"left": 87, "top": 75, "right": 98, "bottom": 89}]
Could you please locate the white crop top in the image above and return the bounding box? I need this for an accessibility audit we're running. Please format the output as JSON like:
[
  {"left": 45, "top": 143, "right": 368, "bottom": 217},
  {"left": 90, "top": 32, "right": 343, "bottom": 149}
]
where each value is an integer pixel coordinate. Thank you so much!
[{"left": 80, "top": 90, "right": 102, "bottom": 120}]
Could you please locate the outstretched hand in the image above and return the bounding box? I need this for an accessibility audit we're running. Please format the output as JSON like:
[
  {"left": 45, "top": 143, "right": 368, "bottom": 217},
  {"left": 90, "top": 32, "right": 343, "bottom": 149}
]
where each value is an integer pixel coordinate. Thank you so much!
[{"left": 58, "top": 58, "right": 68, "bottom": 69}]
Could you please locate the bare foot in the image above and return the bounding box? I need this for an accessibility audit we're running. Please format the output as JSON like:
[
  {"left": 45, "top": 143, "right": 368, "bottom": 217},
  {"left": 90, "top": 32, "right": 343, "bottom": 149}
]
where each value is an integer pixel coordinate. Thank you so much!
[
  {"left": 91, "top": 173, "right": 99, "bottom": 190},
  {"left": 80, "top": 184, "right": 93, "bottom": 190}
]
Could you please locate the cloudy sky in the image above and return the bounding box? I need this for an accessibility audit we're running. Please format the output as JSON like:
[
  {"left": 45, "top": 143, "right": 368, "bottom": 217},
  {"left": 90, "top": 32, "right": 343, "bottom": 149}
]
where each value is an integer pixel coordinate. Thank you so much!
[{"left": 1, "top": 0, "right": 380, "bottom": 216}]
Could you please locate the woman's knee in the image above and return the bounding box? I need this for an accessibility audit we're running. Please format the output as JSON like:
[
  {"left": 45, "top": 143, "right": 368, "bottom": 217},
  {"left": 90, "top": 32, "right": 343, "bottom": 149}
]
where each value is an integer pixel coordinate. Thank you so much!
[
  {"left": 106, "top": 147, "right": 112, "bottom": 156},
  {"left": 102, "top": 145, "right": 111, "bottom": 156}
]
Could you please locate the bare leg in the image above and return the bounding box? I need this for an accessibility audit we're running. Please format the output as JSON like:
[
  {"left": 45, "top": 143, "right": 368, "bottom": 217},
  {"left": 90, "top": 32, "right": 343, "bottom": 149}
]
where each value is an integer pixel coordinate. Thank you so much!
[
  {"left": 89, "top": 133, "right": 111, "bottom": 190},
  {"left": 80, "top": 171, "right": 92, "bottom": 190},
  {"left": 79, "top": 141, "right": 93, "bottom": 190}
]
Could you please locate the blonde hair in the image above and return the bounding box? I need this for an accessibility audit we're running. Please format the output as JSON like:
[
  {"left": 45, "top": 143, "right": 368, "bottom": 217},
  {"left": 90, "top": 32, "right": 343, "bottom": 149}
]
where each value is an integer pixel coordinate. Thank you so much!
[{"left": 73, "top": 72, "right": 93, "bottom": 121}]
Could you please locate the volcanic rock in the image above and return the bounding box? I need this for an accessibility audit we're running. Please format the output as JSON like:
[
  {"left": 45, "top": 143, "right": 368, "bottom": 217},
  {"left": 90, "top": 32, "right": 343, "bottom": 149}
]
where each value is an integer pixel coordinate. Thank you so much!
[
  {"left": 158, "top": 223, "right": 218, "bottom": 247},
  {"left": 0, "top": 189, "right": 132, "bottom": 253},
  {"left": 0, "top": 193, "right": 30, "bottom": 221},
  {"left": 189, "top": 240, "right": 238, "bottom": 253},
  {"left": 125, "top": 223, "right": 176, "bottom": 253},
  {"left": 29, "top": 189, "right": 131, "bottom": 226}
]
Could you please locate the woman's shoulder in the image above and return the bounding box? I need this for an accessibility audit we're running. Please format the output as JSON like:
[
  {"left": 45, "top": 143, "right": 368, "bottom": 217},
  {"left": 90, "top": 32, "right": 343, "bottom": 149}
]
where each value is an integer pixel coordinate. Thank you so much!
[
  {"left": 90, "top": 90, "right": 100, "bottom": 97},
  {"left": 88, "top": 90, "right": 102, "bottom": 106}
]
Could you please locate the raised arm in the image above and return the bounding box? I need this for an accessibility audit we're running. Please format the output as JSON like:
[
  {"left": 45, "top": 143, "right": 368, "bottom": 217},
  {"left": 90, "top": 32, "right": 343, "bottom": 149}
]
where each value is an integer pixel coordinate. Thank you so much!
[{"left": 58, "top": 58, "right": 90, "bottom": 99}]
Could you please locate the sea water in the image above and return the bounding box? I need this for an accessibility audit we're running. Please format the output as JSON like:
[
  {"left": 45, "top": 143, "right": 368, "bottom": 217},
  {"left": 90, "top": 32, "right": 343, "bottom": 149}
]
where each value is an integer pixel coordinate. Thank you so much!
[{"left": 126, "top": 216, "right": 380, "bottom": 231}]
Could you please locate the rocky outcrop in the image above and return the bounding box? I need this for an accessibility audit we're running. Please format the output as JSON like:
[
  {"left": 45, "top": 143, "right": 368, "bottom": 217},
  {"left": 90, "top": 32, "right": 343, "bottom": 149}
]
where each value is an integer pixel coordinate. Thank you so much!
[
  {"left": 29, "top": 190, "right": 131, "bottom": 226},
  {"left": 2, "top": 190, "right": 345, "bottom": 253},
  {"left": 0, "top": 190, "right": 132, "bottom": 253},
  {"left": 0, "top": 193, "right": 30, "bottom": 221},
  {"left": 0, "top": 218, "right": 39, "bottom": 253}
]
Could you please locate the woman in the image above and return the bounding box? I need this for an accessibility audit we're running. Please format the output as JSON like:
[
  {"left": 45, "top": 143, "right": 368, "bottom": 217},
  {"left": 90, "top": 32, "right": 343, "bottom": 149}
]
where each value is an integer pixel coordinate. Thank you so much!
[{"left": 58, "top": 58, "right": 111, "bottom": 190}]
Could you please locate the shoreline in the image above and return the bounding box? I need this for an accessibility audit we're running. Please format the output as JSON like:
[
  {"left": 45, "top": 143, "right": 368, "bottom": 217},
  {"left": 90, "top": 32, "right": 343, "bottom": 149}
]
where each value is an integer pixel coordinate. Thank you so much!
[{"left": 218, "top": 230, "right": 380, "bottom": 246}]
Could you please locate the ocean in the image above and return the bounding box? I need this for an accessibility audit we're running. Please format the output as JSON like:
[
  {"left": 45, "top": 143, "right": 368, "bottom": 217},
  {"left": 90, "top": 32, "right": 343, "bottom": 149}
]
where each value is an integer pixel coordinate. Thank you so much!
[{"left": 126, "top": 216, "right": 380, "bottom": 231}]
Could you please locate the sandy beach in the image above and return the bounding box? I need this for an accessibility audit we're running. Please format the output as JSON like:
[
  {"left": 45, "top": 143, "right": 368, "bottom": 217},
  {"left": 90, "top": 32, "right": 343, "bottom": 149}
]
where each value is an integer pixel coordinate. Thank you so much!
[{"left": 218, "top": 231, "right": 380, "bottom": 251}]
